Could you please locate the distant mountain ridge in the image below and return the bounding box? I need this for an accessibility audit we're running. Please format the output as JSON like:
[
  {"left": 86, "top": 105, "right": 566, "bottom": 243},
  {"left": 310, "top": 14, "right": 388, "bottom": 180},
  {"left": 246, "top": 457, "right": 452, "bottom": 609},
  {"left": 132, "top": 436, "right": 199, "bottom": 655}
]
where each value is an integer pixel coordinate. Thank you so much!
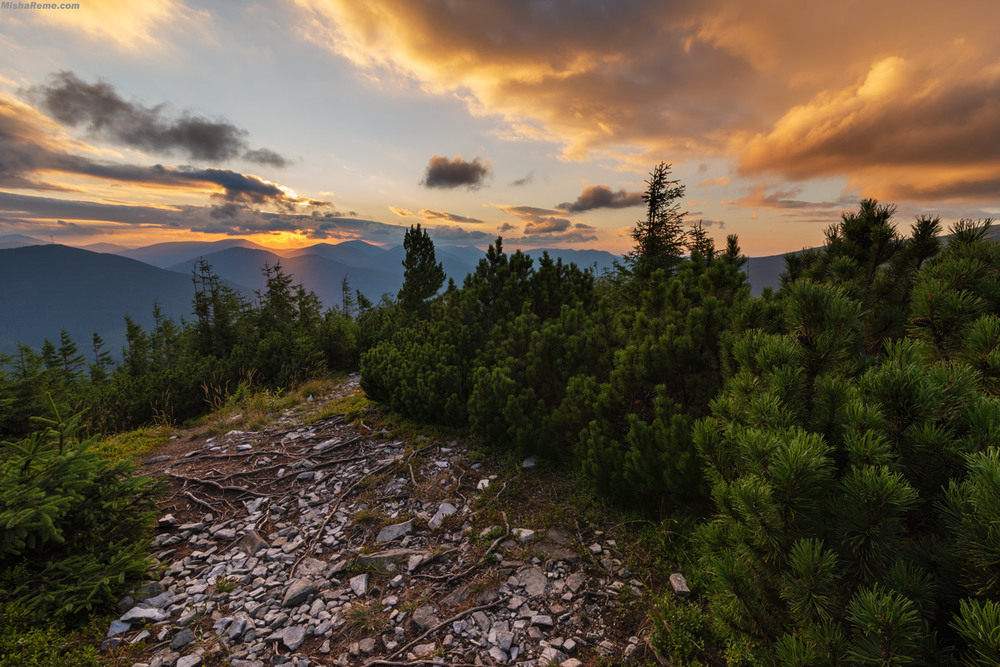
[
  {"left": 0, "top": 245, "right": 199, "bottom": 356},
  {"left": 9, "top": 230, "right": 884, "bottom": 355}
]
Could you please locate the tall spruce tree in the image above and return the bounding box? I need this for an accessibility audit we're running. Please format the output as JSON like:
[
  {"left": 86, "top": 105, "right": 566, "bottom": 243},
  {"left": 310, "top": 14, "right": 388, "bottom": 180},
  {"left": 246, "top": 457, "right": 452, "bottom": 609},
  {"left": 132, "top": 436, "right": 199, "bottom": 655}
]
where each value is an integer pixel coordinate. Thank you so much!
[
  {"left": 627, "top": 162, "right": 687, "bottom": 279},
  {"left": 398, "top": 224, "right": 445, "bottom": 316}
]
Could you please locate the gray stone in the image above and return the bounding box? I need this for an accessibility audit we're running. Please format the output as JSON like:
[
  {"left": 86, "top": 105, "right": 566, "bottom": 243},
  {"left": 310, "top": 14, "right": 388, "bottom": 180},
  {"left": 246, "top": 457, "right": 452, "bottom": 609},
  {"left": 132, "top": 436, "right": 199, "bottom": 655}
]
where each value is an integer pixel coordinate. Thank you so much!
[
  {"left": 513, "top": 528, "right": 535, "bottom": 543},
  {"left": 488, "top": 646, "right": 508, "bottom": 662},
  {"left": 297, "top": 557, "right": 327, "bottom": 576},
  {"left": 539, "top": 647, "right": 568, "bottom": 665},
  {"left": 522, "top": 456, "right": 536, "bottom": 469},
  {"left": 428, "top": 503, "right": 457, "bottom": 529},
  {"left": 531, "top": 614, "right": 554, "bottom": 628},
  {"left": 356, "top": 548, "right": 425, "bottom": 567},
  {"left": 376, "top": 519, "right": 414, "bottom": 543},
  {"left": 120, "top": 605, "right": 168, "bottom": 624},
  {"left": 176, "top": 656, "right": 202, "bottom": 667},
  {"left": 562, "top": 660, "right": 584, "bottom": 667},
  {"left": 350, "top": 573, "right": 369, "bottom": 597},
  {"left": 146, "top": 455, "right": 172, "bottom": 465},
  {"left": 169, "top": 628, "right": 195, "bottom": 650},
  {"left": 565, "top": 572, "right": 586, "bottom": 592},
  {"left": 412, "top": 604, "right": 439, "bottom": 630},
  {"left": 282, "top": 626, "right": 307, "bottom": 650},
  {"left": 236, "top": 531, "right": 269, "bottom": 555},
  {"left": 519, "top": 567, "right": 548, "bottom": 597},
  {"left": 143, "top": 592, "right": 172, "bottom": 608},
  {"left": 282, "top": 578, "right": 318, "bottom": 607},
  {"left": 107, "top": 619, "right": 130, "bottom": 636},
  {"left": 359, "top": 637, "right": 376, "bottom": 653},
  {"left": 670, "top": 572, "right": 691, "bottom": 595}
]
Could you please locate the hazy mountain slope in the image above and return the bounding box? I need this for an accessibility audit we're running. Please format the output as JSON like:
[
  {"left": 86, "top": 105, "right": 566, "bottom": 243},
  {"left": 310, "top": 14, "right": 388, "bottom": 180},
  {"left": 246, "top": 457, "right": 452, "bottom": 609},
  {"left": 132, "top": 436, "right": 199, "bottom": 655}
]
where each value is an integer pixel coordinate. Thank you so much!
[
  {"left": 283, "top": 240, "right": 388, "bottom": 266},
  {"left": 0, "top": 234, "right": 45, "bottom": 249},
  {"left": 119, "top": 238, "right": 269, "bottom": 268},
  {"left": 167, "top": 247, "right": 404, "bottom": 305},
  {"left": 0, "top": 245, "right": 197, "bottom": 356}
]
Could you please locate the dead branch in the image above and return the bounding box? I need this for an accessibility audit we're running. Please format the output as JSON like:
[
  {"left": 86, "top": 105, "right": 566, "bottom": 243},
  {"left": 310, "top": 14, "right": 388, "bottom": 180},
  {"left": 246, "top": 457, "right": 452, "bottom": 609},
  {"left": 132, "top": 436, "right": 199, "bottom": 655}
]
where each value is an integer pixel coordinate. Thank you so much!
[
  {"left": 169, "top": 472, "right": 268, "bottom": 497},
  {"left": 375, "top": 598, "right": 507, "bottom": 664}
]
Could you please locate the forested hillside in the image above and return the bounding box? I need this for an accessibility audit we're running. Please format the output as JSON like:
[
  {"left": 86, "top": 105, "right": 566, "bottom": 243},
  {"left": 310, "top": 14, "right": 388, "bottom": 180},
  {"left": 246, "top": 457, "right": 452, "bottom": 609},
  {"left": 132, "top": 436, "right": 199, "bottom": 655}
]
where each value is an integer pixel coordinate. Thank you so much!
[{"left": 3, "top": 163, "right": 1000, "bottom": 664}]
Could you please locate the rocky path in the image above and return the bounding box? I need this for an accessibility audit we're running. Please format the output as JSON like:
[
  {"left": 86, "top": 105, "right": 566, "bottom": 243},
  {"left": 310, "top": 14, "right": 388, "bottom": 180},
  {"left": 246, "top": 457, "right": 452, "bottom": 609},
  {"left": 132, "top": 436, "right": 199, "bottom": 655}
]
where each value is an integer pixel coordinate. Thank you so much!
[{"left": 107, "top": 377, "right": 661, "bottom": 667}]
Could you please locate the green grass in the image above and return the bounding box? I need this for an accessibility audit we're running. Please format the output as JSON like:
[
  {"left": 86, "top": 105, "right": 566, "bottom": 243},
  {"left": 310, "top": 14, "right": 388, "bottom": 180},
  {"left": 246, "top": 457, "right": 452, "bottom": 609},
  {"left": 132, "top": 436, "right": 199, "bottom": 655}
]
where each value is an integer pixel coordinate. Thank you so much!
[{"left": 92, "top": 425, "right": 173, "bottom": 461}]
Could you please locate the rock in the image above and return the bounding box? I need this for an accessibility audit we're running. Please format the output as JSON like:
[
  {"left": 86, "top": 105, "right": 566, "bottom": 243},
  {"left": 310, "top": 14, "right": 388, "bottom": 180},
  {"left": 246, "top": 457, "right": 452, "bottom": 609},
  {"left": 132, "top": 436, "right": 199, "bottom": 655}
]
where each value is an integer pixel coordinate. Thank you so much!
[
  {"left": 428, "top": 503, "right": 457, "bottom": 529},
  {"left": 282, "top": 626, "right": 307, "bottom": 650},
  {"left": 169, "top": 628, "right": 195, "bottom": 650},
  {"left": 157, "top": 513, "right": 177, "bottom": 528},
  {"left": 107, "top": 619, "right": 130, "bottom": 637},
  {"left": 412, "top": 604, "right": 439, "bottom": 630},
  {"left": 235, "top": 531, "right": 269, "bottom": 555},
  {"left": 539, "top": 647, "right": 568, "bottom": 665},
  {"left": 146, "top": 455, "right": 172, "bottom": 465},
  {"left": 357, "top": 548, "right": 426, "bottom": 567},
  {"left": 565, "top": 572, "right": 586, "bottom": 592},
  {"left": 120, "top": 605, "right": 168, "bottom": 624},
  {"left": 522, "top": 456, "right": 536, "bottom": 469},
  {"left": 176, "top": 656, "right": 202, "bottom": 667},
  {"left": 350, "top": 573, "right": 369, "bottom": 597},
  {"left": 376, "top": 519, "right": 414, "bottom": 543},
  {"left": 282, "top": 578, "right": 318, "bottom": 607},
  {"left": 562, "top": 660, "right": 584, "bottom": 667},
  {"left": 531, "top": 614, "right": 554, "bottom": 628},
  {"left": 413, "top": 642, "right": 436, "bottom": 657},
  {"left": 359, "top": 637, "right": 376, "bottom": 653},
  {"left": 477, "top": 478, "right": 490, "bottom": 490},
  {"left": 488, "top": 646, "right": 509, "bottom": 662},
  {"left": 519, "top": 567, "right": 548, "bottom": 597},
  {"left": 297, "top": 557, "right": 328, "bottom": 576},
  {"left": 670, "top": 572, "right": 691, "bottom": 595},
  {"left": 143, "top": 592, "right": 172, "bottom": 609},
  {"left": 512, "top": 528, "right": 535, "bottom": 543}
]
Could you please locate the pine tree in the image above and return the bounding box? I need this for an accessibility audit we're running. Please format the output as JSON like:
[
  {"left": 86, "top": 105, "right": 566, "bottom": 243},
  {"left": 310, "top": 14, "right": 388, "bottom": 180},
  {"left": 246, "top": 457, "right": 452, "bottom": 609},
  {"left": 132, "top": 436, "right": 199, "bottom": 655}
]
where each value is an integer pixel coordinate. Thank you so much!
[
  {"left": 627, "top": 162, "right": 687, "bottom": 279},
  {"left": 398, "top": 224, "right": 445, "bottom": 316},
  {"left": 89, "top": 332, "right": 113, "bottom": 383}
]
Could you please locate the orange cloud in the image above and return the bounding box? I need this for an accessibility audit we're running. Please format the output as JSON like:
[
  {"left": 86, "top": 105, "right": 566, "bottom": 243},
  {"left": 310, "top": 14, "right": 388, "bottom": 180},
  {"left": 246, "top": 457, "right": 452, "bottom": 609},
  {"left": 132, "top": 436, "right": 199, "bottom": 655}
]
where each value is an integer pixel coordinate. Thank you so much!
[
  {"left": 296, "top": 0, "right": 1000, "bottom": 211},
  {"left": 9, "top": 0, "right": 187, "bottom": 51},
  {"left": 739, "top": 56, "right": 1000, "bottom": 201}
]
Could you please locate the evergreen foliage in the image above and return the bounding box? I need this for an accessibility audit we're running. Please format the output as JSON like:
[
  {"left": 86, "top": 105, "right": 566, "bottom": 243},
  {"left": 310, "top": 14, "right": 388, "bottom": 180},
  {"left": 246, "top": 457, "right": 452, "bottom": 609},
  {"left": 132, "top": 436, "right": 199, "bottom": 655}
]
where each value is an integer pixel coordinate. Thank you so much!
[{"left": 0, "top": 409, "right": 162, "bottom": 624}]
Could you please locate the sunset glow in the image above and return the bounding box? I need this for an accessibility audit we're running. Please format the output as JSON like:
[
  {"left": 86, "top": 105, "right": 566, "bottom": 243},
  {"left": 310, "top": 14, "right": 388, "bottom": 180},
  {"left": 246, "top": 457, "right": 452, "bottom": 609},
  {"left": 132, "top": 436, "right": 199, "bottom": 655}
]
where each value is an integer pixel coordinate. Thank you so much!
[{"left": 2, "top": 1, "right": 999, "bottom": 256}]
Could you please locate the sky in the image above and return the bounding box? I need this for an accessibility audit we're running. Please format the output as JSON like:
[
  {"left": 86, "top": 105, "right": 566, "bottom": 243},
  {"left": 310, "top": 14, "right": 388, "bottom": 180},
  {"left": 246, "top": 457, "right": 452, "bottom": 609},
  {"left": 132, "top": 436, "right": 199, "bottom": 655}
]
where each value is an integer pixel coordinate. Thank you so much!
[{"left": 1, "top": 1, "right": 999, "bottom": 256}]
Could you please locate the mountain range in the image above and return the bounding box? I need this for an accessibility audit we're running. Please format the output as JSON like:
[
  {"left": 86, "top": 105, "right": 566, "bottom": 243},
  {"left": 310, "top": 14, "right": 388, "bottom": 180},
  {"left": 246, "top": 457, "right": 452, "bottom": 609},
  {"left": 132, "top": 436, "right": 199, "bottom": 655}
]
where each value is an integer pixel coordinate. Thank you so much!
[{"left": 0, "top": 234, "right": 629, "bottom": 357}]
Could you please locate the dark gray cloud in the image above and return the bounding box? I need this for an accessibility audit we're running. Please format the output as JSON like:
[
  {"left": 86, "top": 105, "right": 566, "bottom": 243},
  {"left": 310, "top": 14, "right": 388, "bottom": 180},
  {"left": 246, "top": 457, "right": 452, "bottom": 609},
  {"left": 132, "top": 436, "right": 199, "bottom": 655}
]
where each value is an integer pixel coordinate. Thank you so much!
[
  {"left": 31, "top": 72, "right": 289, "bottom": 166},
  {"left": 498, "top": 204, "right": 598, "bottom": 242},
  {"left": 556, "top": 185, "right": 644, "bottom": 212},
  {"left": 421, "top": 154, "right": 491, "bottom": 189},
  {"left": 509, "top": 171, "right": 534, "bottom": 187}
]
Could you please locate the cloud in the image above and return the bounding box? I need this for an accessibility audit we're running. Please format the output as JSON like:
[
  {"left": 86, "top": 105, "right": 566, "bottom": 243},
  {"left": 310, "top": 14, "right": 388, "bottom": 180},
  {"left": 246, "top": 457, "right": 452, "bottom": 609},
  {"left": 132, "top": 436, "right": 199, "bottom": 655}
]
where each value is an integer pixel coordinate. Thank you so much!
[
  {"left": 418, "top": 209, "right": 484, "bottom": 224},
  {"left": 498, "top": 204, "right": 598, "bottom": 242},
  {"left": 389, "top": 206, "right": 415, "bottom": 217},
  {"left": 9, "top": 0, "right": 184, "bottom": 51},
  {"left": 0, "top": 92, "right": 314, "bottom": 214},
  {"left": 699, "top": 176, "right": 731, "bottom": 188},
  {"left": 693, "top": 219, "right": 725, "bottom": 229},
  {"left": 0, "top": 191, "right": 493, "bottom": 244},
  {"left": 509, "top": 171, "right": 534, "bottom": 187},
  {"left": 296, "top": 0, "right": 1000, "bottom": 217},
  {"left": 738, "top": 56, "right": 1000, "bottom": 201},
  {"left": 31, "top": 72, "right": 288, "bottom": 166},
  {"left": 421, "top": 154, "right": 492, "bottom": 190},
  {"left": 556, "top": 184, "right": 643, "bottom": 213}
]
